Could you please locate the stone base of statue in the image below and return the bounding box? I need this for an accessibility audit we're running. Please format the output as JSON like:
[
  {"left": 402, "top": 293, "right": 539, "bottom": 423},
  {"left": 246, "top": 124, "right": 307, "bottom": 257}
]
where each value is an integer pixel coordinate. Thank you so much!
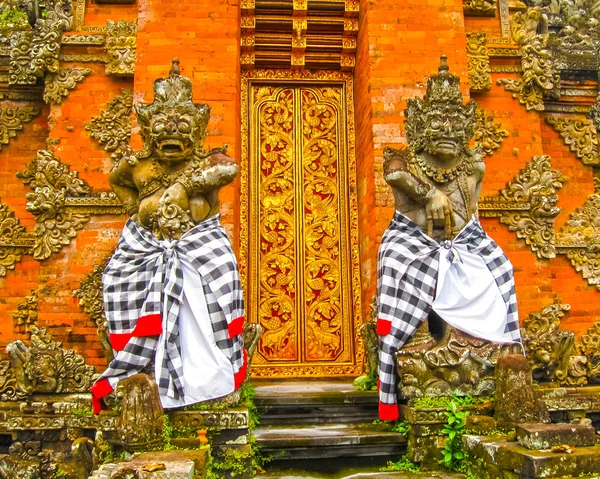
[{"left": 397, "top": 313, "right": 519, "bottom": 400}]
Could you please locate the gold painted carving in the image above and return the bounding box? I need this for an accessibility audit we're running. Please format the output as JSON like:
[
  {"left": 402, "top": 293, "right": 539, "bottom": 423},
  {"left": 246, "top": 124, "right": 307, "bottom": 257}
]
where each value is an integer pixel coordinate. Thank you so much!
[
  {"left": 497, "top": 8, "right": 560, "bottom": 111},
  {"left": 466, "top": 33, "right": 492, "bottom": 92},
  {"left": 17, "top": 150, "right": 94, "bottom": 260},
  {"left": 11, "top": 291, "right": 38, "bottom": 329},
  {"left": 9, "top": 0, "right": 72, "bottom": 85},
  {"left": 72, "top": 258, "right": 114, "bottom": 365},
  {"left": 61, "top": 34, "right": 105, "bottom": 45},
  {"left": 85, "top": 88, "right": 133, "bottom": 161},
  {"left": 241, "top": 70, "right": 363, "bottom": 377},
  {"left": 479, "top": 155, "right": 566, "bottom": 259},
  {"left": 43, "top": 68, "right": 91, "bottom": 105},
  {"left": 545, "top": 115, "right": 599, "bottom": 166},
  {"left": 0, "top": 203, "right": 34, "bottom": 276},
  {"left": 0, "top": 107, "right": 41, "bottom": 150},
  {"left": 579, "top": 321, "right": 600, "bottom": 384},
  {"left": 105, "top": 20, "right": 137, "bottom": 77},
  {"left": 473, "top": 107, "right": 509, "bottom": 156},
  {"left": 59, "top": 53, "right": 107, "bottom": 63},
  {"left": 464, "top": 0, "right": 495, "bottom": 16}
]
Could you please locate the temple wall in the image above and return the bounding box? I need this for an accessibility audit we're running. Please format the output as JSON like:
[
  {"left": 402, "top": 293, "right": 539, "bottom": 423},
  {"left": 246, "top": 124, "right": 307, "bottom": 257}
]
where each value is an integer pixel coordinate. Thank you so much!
[{"left": 0, "top": 0, "right": 599, "bottom": 374}]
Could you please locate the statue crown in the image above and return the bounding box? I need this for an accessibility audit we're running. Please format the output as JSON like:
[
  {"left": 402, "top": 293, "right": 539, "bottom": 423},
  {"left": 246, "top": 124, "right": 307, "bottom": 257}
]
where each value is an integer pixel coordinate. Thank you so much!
[
  {"left": 423, "top": 55, "right": 464, "bottom": 106},
  {"left": 135, "top": 58, "right": 211, "bottom": 144}
]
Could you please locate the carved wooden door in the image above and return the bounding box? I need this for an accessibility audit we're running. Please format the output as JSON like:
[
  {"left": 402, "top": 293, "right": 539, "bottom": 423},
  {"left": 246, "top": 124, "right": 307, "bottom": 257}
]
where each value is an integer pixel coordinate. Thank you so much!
[{"left": 247, "top": 83, "right": 361, "bottom": 377}]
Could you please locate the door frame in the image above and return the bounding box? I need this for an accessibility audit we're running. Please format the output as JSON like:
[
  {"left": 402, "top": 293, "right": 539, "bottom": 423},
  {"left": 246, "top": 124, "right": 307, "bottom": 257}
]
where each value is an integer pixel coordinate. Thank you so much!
[{"left": 239, "top": 70, "right": 364, "bottom": 378}]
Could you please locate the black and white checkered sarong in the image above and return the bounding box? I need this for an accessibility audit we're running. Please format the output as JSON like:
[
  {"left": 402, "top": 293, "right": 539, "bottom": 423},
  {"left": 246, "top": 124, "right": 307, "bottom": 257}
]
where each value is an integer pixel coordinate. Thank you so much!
[
  {"left": 377, "top": 212, "right": 520, "bottom": 420},
  {"left": 90, "top": 215, "right": 245, "bottom": 412}
]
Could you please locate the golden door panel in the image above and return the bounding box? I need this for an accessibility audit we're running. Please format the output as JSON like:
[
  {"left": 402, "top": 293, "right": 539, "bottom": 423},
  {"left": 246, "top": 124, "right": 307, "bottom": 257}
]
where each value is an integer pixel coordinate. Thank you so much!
[{"left": 247, "top": 81, "right": 361, "bottom": 377}]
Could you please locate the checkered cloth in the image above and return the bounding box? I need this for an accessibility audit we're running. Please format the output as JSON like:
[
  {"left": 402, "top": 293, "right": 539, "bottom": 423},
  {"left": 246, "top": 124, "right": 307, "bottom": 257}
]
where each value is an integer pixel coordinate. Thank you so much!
[
  {"left": 90, "top": 215, "right": 245, "bottom": 414},
  {"left": 377, "top": 212, "right": 520, "bottom": 420}
]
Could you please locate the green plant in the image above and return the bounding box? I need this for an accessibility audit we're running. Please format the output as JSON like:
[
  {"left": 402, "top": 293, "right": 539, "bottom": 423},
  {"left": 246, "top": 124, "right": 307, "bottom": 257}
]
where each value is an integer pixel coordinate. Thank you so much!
[
  {"left": 70, "top": 407, "right": 93, "bottom": 415},
  {"left": 439, "top": 399, "right": 469, "bottom": 471},
  {"left": 380, "top": 455, "right": 420, "bottom": 472},
  {"left": 0, "top": 1, "right": 29, "bottom": 30},
  {"left": 388, "top": 420, "right": 409, "bottom": 435},
  {"left": 54, "top": 470, "right": 68, "bottom": 479},
  {"left": 353, "top": 371, "right": 378, "bottom": 391}
]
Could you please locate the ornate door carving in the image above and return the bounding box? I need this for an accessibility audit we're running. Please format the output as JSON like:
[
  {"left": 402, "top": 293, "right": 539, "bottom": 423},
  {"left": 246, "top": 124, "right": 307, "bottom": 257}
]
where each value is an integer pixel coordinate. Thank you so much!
[{"left": 243, "top": 77, "right": 363, "bottom": 378}]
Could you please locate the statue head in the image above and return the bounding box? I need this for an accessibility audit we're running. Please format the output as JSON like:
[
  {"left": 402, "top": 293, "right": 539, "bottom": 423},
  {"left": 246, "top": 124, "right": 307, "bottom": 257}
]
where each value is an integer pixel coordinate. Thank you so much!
[
  {"left": 135, "top": 58, "right": 210, "bottom": 163},
  {"left": 404, "top": 56, "right": 476, "bottom": 161}
]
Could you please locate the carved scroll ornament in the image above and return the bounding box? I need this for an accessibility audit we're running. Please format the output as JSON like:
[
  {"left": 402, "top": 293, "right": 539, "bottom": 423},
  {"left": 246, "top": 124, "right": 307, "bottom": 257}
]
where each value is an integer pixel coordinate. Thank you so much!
[
  {"left": 497, "top": 8, "right": 560, "bottom": 111},
  {"left": 546, "top": 115, "right": 599, "bottom": 166},
  {"left": 0, "top": 107, "right": 41, "bottom": 150},
  {"left": 105, "top": 20, "right": 137, "bottom": 77},
  {"left": 463, "top": 0, "right": 495, "bottom": 16},
  {"left": 0, "top": 203, "right": 34, "bottom": 276},
  {"left": 43, "top": 68, "right": 91, "bottom": 104},
  {"left": 473, "top": 107, "right": 509, "bottom": 157},
  {"left": 479, "top": 155, "right": 567, "bottom": 259},
  {"left": 466, "top": 33, "right": 492, "bottom": 93}
]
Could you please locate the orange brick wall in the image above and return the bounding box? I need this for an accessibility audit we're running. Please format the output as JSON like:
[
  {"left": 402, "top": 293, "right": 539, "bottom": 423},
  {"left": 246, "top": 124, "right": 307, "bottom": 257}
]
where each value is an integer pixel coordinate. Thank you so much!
[{"left": 1, "top": 0, "right": 599, "bottom": 374}]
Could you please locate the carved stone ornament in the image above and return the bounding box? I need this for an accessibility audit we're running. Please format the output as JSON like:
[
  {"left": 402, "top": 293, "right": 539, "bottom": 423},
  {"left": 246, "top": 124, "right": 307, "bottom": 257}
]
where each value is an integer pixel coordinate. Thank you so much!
[
  {"left": 556, "top": 193, "right": 600, "bottom": 290},
  {"left": 0, "top": 107, "right": 41, "bottom": 150},
  {"left": 105, "top": 20, "right": 137, "bottom": 77},
  {"left": 473, "top": 107, "right": 509, "bottom": 156},
  {"left": 546, "top": 115, "right": 599, "bottom": 166},
  {"left": 5, "top": 326, "right": 98, "bottom": 395},
  {"left": 17, "top": 149, "right": 94, "bottom": 260},
  {"left": 72, "top": 258, "right": 114, "bottom": 364},
  {"left": 479, "top": 155, "right": 567, "bottom": 259},
  {"left": 520, "top": 302, "right": 579, "bottom": 384},
  {"left": 579, "top": 321, "right": 600, "bottom": 384},
  {"left": 84, "top": 88, "right": 133, "bottom": 161},
  {"left": 466, "top": 32, "right": 492, "bottom": 92},
  {"left": 11, "top": 291, "right": 38, "bottom": 329},
  {"left": 463, "top": 0, "right": 495, "bottom": 16},
  {"left": 9, "top": 0, "right": 72, "bottom": 85},
  {"left": 43, "top": 68, "right": 91, "bottom": 104},
  {"left": 0, "top": 203, "right": 34, "bottom": 276},
  {"left": 497, "top": 8, "right": 560, "bottom": 111}
]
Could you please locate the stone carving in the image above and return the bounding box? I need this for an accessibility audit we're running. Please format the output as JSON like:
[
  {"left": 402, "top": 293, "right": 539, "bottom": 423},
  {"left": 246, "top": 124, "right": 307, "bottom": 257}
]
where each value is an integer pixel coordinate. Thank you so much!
[
  {"left": 466, "top": 33, "right": 492, "bottom": 92},
  {"left": 43, "top": 68, "right": 91, "bottom": 104},
  {"left": 353, "top": 299, "right": 378, "bottom": 391},
  {"left": 0, "top": 107, "right": 41, "bottom": 150},
  {"left": 6, "top": 326, "right": 97, "bottom": 395},
  {"left": 494, "top": 354, "right": 550, "bottom": 425},
  {"left": 463, "top": 0, "right": 495, "bottom": 16},
  {"left": 497, "top": 8, "right": 560, "bottom": 111},
  {"left": 0, "top": 203, "right": 34, "bottom": 276},
  {"left": 117, "top": 374, "right": 164, "bottom": 451},
  {"left": 589, "top": 97, "right": 600, "bottom": 134},
  {"left": 556, "top": 194, "right": 600, "bottom": 289},
  {"left": 84, "top": 88, "right": 133, "bottom": 162},
  {"left": 242, "top": 322, "right": 264, "bottom": 368},
  {"left": 0, "top": 455, "right": 40, "bottom": 479},
  {"left": 17, "top": 150, "right": 93, "bottom": 260},
  {"left": 546, "top": 116, "right": 599, "bottom": 166},
  {"left": 520, "top": 302, "right": 580, "bottom": 384},
  {"left": 72, "top": 258, "right": 113, "bottom": 365},
  {"left": 170, "top": 409, "right": 250, "bottom": 429},
  {"left": 9, "top": 0, "right": 72, "bottom": 85},
  {"left": 473, "top": 107, "right": 509, "bottom": 157},
  {"left": 108, "top": 59, "right": 238, "bottom": 236},
  {"left": 579, "top": 321, "right": 600, "bottom": 384},
  {"left": 11, "top": 291, "right": 38, "bottom": 328},
  {"left": 105, "top": 20, "right": 137, "bottom": 77},
  {"left": 483, "top": 155, "right": 566, "bottom": 259}
]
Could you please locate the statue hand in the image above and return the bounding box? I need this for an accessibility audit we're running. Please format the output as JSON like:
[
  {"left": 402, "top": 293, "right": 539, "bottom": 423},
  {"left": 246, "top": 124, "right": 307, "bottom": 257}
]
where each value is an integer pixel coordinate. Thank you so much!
[
  {"left": 425, "top": 190, "right": 455, "bottom": 239},
  {"left": 161, "top": 182, "right": 189, "bottom": 211}
]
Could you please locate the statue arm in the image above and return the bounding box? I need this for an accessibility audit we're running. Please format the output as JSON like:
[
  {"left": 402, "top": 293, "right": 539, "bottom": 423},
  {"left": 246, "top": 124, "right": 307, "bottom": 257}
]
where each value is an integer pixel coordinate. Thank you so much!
[
  {"left": 383, "top": 149, "right": 435, "bottom": 204},
  {"left": 176, "top": 152, "right": 239, "bottom": 197},
  {"left": 472, "top": 160, "right": 486, "bottom": 217},
  {"left": 108, "top": 160, "right": 139, "bottom": 218}
]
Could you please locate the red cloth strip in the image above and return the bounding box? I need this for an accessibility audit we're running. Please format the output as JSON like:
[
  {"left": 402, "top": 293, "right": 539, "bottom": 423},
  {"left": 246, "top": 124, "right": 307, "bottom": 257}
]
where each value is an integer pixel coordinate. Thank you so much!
[
  {"left": 234, "top": 348, "right": 248, "bottom": 389},
  {"left": 379, "top": 401, "right": 399, "bottom": 421},
  {"left": 109, "top": 313, "right": 163, "bottom": 351},
  {"left": 228, "top": 316, "right": 245, "bottom": 339},
  {"left": 90, "top": 378, "right": 113, "bottom": 414},
  {"left": 376, "top": 318, "right": 392, "bottom": 335}
]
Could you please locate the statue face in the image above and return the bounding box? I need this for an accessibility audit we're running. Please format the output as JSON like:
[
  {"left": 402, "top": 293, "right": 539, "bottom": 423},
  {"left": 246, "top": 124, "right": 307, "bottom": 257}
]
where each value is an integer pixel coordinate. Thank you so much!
[
  {"left": 150, "top": 111, "right": 199, "bottom": 163},
  {"left": 422, "top": 111, "right": 469, "bottom": 162}
]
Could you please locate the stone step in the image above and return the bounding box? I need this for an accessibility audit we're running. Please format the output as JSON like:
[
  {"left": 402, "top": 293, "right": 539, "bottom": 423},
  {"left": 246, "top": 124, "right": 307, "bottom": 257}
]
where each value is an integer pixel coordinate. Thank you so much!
[
  {"left": 255, "top": 468, "right": 465, "bottom": 479},
  {"left": 463, "top": 434, "right": 600, "bottom": 478},
  {"left": 254, "top": 379, "right": 378, "bottom": 425},
  {"left": 516, "top": 423, "right": 597, "bottom": 450},
  {"left": 254, "top": 423, "right": 406, "bottom": 461}
]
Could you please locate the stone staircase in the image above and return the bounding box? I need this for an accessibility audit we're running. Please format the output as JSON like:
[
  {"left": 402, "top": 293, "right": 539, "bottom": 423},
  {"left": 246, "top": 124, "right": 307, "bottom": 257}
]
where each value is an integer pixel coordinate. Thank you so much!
[{"left": 252, "top": 379, "right": 408, "bottom": 477}]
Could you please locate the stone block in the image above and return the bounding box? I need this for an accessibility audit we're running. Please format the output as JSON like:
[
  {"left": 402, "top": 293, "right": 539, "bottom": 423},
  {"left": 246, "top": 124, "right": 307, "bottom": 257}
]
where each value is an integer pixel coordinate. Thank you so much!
[
  {"left": 516, "top": 423, "right": 596, "bottom": 450},
  {"left": 466, "top": 415, "right": 497, "bottom": 434}
]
